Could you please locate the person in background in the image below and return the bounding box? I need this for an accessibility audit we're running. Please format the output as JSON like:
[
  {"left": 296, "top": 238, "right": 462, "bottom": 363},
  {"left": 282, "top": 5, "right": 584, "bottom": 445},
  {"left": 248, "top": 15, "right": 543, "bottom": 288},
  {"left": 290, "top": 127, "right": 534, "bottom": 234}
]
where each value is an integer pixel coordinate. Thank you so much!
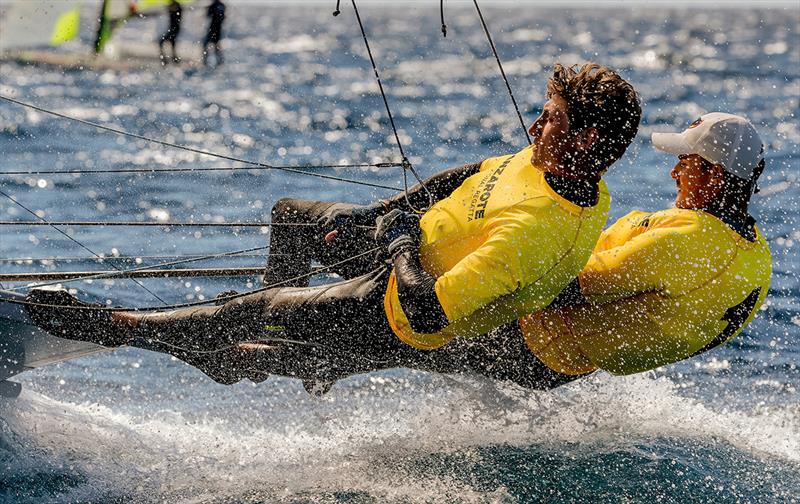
[
  {"left": 159, "top": 0, "right": 182, "bottom": 64},
  {"left": 203, "top": 0, "right": 226, "bottom": 67}
]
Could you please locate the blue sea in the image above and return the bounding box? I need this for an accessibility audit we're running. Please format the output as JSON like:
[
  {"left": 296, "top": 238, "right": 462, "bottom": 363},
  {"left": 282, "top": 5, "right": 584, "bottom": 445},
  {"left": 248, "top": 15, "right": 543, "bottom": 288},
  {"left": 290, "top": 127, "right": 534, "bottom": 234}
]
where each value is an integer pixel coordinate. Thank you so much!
[{"left": 1, "top": 3, "right": 798, "bottom": 503}]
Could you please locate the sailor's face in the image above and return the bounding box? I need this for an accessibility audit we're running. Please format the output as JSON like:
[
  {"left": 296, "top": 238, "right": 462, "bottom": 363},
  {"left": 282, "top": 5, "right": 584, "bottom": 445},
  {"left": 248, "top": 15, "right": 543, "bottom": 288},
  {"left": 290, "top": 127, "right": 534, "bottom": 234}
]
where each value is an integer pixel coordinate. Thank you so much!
[
  {"left": 529, "top": 95, "right": 573, "bottom": 170},
  {"left": 671, "top": 154, "right": 722, "bottom": 209}
]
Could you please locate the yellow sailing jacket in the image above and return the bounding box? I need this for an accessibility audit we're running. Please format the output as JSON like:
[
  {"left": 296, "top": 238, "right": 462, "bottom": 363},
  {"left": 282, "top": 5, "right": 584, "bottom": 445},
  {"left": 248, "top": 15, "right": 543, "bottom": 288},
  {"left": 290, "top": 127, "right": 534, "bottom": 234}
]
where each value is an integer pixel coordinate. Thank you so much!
[
  {"left": 384, "top": 145, "right": 611, "bottom": 349},
  {"left": 521, "top": 208, "right": 772, "bottom": 375}
]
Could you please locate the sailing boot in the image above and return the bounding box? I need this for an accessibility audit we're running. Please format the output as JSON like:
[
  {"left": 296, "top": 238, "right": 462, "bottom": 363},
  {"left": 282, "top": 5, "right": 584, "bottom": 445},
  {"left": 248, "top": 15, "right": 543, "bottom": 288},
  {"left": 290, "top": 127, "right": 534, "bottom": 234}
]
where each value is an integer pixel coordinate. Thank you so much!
[{"left": 25, "top": 288, "right": 132, "bottom": 347}]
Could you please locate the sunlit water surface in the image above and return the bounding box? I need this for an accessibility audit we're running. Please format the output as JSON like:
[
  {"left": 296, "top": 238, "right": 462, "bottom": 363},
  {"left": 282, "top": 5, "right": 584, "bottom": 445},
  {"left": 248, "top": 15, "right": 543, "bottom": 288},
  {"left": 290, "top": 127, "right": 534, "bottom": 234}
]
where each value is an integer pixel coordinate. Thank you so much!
[{"left": 1, "top": 4, "right": 798, "bottom": 503}]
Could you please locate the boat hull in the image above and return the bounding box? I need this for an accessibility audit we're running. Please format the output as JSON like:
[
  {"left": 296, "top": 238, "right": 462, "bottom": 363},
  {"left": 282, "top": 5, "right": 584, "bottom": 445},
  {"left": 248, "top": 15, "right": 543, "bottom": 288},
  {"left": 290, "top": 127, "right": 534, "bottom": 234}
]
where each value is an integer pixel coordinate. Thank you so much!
[{"left": 0, "top": 289, "right": 107, "bottom": 395}]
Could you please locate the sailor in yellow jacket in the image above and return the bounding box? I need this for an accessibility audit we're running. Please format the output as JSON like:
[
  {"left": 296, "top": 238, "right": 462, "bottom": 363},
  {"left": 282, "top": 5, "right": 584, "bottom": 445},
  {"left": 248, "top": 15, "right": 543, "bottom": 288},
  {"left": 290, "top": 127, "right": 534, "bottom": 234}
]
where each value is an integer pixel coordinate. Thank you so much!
[
  {"left": 26, "top": 63, "right": 642, "bottom": 388},
  {"left": 519, "top": 112, "right": 772, "bottom": 383}
]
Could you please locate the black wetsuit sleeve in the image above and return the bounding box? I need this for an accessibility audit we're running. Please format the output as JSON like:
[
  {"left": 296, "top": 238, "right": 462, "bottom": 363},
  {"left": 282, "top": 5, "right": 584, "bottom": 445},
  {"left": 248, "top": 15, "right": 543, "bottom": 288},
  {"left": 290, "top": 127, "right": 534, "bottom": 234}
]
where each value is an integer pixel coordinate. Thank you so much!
[
  {"left": 393, "top": 250, "right": 450, "bottom": 334},
  {"left": 383, "top": 161, "right": 483, "bottom": 211}
]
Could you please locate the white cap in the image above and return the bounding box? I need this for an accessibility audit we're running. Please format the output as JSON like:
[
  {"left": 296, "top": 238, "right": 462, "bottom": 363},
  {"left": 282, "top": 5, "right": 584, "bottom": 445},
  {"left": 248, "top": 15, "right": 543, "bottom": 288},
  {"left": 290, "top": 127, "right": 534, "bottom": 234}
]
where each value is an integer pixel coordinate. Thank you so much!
[{"left": 651, "top": 112, "right": 764, "bottom": 181}]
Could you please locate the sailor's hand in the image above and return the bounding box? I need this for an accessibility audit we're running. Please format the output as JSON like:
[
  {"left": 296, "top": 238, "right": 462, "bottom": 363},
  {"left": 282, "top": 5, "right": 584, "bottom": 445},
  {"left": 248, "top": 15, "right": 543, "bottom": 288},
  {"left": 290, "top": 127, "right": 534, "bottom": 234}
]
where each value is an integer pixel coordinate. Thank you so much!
[
  {"left": 374, "top": 209, "right": 421, "bottom": 259},
  {"left": 318, "top": 202, "right": 385, "bottom": 243}
]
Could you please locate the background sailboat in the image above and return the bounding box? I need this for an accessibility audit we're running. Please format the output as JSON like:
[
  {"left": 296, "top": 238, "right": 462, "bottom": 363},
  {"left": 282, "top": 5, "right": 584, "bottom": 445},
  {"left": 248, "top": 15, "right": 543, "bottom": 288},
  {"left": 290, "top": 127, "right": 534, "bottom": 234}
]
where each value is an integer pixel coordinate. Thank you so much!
[{"left": 0, "top": 0, "right": 196, "bottom": 70}]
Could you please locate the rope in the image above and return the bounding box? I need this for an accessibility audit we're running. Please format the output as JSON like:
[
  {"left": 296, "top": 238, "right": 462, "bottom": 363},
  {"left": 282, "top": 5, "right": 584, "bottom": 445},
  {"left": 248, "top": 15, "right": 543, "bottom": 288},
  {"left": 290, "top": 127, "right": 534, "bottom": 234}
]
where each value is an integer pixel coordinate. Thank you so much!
[
  {"left": 2, "top": 245, "right": 272, "bottom": 292},
  {"left": 0, "top": 252, "right": 285, "bottom": 263},
  {"left": 440, "top": 0, "right": 447, "bottom": 37},
  {"left": 341, "top": 1, "right": 434, "bottom": 212},
  {"left": 10, "top": 247, "right": 383, "bottom": 312},
  {"left": 472, "top": 0, "right": 531, "bottom": 145},
  {"left": 0, "top": 162, "right": 402, "bottom": 177},
  {"left": 0, "top": 188, "right": 168, "bottom": 305},
  {"left": 0, "top": 95, "right": 401, "bottom": 191},
  {"left": 0, "top": 220, "right": 315, "bottom": 228}
]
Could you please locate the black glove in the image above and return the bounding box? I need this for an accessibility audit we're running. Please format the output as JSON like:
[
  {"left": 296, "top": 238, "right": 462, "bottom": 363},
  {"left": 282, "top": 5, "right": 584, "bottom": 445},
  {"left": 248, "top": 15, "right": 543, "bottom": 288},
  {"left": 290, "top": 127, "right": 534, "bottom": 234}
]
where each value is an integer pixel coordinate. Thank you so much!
[
  {"left": 317, "top": 202, "right": 385, "bottom": 238},
  {"left": 374, "top": 209, "right": 421, "bottom": 259}
]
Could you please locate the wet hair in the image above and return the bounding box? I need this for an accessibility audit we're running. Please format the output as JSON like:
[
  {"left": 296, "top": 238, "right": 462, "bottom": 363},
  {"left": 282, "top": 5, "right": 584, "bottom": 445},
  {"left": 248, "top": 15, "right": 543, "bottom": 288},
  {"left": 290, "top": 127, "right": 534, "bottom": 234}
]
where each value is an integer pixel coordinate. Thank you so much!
[{"left": 547, "top": 62, "right": 641, "bottom": 171}]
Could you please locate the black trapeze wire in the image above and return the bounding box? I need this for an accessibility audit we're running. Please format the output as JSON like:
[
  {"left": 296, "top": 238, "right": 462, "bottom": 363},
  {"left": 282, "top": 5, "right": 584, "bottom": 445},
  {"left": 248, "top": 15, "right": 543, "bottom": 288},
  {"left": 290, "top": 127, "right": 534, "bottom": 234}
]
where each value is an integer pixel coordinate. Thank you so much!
[
  {"left": 472, "top": 0, "right": 531, "bottom": 146},
  {"left": 10, "top": 246, "right": 383, "bottom": 313},
  {"left": 2, "top": 244, "right": 273, "bottom": 292},
  {"left": 0, "top": 90, "right": 398, "bottom": 303},
  {"left": 0, "top": 187, "right": 168, "bottom": 305},
  {"left": 340, "top": 0, "right": 435, "bottom": 213},
  {"left": 0, "top": 95, "right": 401, "bottom": 191},
  {"left": 440, "top": 0, "right": 447, "bottom": 37},
  {"left": 2, "top": 5, "right": 528, "bottom": 314},
  {"left": 0, "top": 252, "right": 280, "bottom": 264},
  {"left": 0, "top": 220, "right": 318, "bottom": 227},
  {"left": 0, "top": 5, "right": 425, "bottom": 316},
  {"left": 0, "top": 163, "right": 403, "bottom": 178}
]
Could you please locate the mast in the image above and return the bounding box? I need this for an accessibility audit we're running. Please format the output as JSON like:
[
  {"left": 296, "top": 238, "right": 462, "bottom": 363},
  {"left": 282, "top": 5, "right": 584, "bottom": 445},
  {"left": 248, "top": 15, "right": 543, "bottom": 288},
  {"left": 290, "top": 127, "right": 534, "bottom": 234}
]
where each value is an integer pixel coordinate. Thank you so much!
[{"left": 94, "top": 0, "right": 111, "bottom": 54}]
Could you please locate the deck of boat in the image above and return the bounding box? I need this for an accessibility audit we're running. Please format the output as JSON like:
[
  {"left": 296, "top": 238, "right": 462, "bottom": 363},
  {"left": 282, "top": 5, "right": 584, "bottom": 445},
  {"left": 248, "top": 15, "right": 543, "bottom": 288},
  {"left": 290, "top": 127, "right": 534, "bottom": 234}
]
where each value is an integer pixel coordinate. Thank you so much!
[{"left": 1, "top": 48, "right": 202, "bottom": 72}]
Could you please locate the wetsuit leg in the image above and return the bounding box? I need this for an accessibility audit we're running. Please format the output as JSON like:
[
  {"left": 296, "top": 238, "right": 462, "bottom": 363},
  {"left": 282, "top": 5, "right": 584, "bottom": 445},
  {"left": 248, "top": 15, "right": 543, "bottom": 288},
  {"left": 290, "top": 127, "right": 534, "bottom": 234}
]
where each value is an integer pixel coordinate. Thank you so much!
[
  {"left": 133, "top": 266, "right": 420, "bottom": 383},
  {"left": 245, "top": 266, "right": 424, "bottom": 382},
  {"left": 264, "top": 198, "right": 381, "bottom": 287}
]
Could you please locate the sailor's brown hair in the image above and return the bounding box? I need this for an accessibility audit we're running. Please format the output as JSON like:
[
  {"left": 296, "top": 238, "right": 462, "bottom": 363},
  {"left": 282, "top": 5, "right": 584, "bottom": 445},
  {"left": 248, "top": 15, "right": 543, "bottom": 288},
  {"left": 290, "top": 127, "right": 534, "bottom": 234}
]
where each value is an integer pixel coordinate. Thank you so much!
[{"left": 547, "top": 62, "right": 641, "bottom": 171}]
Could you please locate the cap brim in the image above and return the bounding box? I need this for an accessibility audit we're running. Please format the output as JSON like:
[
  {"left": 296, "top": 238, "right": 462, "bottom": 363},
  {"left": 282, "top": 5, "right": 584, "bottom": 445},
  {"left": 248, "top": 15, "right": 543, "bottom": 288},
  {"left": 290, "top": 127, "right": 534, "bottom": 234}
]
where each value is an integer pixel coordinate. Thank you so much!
[{"left": 651, "top": 132, "right": 693, "bottom": 156}]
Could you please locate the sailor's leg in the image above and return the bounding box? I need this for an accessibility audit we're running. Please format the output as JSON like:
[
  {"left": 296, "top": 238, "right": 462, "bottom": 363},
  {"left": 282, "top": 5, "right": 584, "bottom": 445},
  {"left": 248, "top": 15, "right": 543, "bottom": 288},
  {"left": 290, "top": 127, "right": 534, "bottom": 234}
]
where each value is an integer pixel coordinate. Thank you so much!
[
  {"left": 240, "top": 266, "right": 421, "bottom": 383},
  {"left": 215, "top": 42, "right": 223, "bottom": 65},
  {"left": 158, "top": 38, "right": 167, "bottom": 63},
  {"left": 119, "top": 289, "right": 274, "bottom": 351},
  {"left": 202, "top": 40, "right": 210, "bottom": 66},
  {"left": 426, "top": 322, "right": 587, "bottom": 390},
  {"left": 26, "top": 272, "right": 418, "bottom": 385},
  {"left": 264, "top": 198, "right": 378, "bottom": 287},
  {"left": 264, "top": 198, "right": 329, "bottom": 287}
]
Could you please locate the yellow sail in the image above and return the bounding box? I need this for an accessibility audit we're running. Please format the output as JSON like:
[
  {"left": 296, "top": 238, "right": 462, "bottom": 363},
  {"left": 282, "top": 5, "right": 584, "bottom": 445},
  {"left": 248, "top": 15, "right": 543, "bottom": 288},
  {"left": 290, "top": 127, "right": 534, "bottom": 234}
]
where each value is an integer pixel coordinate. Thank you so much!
[
  {"left": 0, "top": 1, "right": 81, "bottom": 50},
  {"left": 50, "top": 8, "right": 81, "bottom": 46}
]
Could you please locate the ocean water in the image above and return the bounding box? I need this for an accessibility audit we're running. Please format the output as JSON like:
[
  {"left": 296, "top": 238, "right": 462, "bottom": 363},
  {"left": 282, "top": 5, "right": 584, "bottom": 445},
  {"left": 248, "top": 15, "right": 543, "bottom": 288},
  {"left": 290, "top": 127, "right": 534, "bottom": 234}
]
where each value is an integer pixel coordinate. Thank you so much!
[{"left": 1, "top": 3, "right": 799, "bottom": 503}]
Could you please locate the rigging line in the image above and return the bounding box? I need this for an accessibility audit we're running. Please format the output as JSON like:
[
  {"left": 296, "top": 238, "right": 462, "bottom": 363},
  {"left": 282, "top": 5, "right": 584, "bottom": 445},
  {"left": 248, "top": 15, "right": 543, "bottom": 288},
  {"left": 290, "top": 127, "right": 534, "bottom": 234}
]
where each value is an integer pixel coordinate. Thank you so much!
[
  {"left": 440, "top": 0, "right": 447, "bottom": 37},
  {"left": 0, "top": 95, "right": 401, "bottom": 191},
  {"left": 0, "top": 220, "right": 301, "bottom": 227},
  {"left": 12, "top": 246, "right": 383, "bottom": 312},
  {"left": 1, "top": 267, "right": 272, "bottom": 283},
  {"left": 471, "top": 0, "right": 531, "bottom": 146},
  {"left": 0, "top": 220, "right": 376, "bottom": 229},
  {"left": 2, "top": 244, "right": 272, "bottom": 292},
  {"left": 347, "top": 0, "right": 407, "bottom": 162},
  {"left": 0, "top": 266, "right": 333, "bottom": 283},
  {"left": 0, "top": 188, "right": 168, "bottom": 305},
  {"left": 344, "top": 0, "right": 434, "bottom": 212},
  {"left": 0, "top": 253, "right": 276, "bottom": 263},
  {"left": 0, "top": 162, "right": 403, "bottom": 176}
]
